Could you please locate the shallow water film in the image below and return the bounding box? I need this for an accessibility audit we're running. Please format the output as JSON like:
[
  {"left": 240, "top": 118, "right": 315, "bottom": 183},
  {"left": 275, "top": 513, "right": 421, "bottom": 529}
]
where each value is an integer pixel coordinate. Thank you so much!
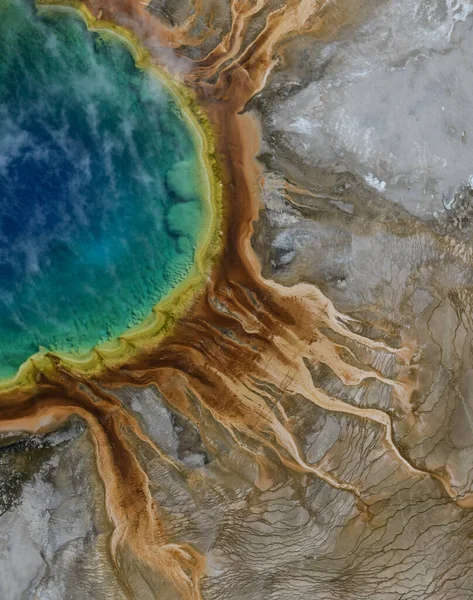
[
  {"left": 0, "top": 0, "right": 204, "bottom": 379},
  {"left": 2, "top": 0, "right": 473, "bottom": 599}
]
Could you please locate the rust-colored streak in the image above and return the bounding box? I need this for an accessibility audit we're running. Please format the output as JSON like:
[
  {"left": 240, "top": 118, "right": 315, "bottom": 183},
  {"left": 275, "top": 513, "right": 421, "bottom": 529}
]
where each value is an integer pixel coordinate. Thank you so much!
[
  {"left": 0, "top": 380, "right": 205, "bottom": 599},
  {"left": 190, "top": 0, "right": 268, "bottom": 76},
  {"left": 1, "top": 1, "right": 469, "bottom": 598}
]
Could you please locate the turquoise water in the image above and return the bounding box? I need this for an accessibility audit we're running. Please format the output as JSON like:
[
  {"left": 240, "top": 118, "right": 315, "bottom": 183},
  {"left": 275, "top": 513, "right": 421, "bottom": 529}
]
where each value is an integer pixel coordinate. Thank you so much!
[{"left": 0, "top": 0, "right": 205, "bottom": 378}]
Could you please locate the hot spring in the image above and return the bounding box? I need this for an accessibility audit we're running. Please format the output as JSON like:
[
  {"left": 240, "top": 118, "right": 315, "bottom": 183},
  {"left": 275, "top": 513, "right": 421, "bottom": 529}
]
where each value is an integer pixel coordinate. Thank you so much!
[{"left": 0, "top": 0, "right": 213, "bottom": 380}]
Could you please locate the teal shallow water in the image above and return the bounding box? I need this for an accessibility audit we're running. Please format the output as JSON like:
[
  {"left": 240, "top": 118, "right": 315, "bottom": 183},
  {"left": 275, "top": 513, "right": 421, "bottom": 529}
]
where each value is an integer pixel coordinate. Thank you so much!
[{"left": 0, "top": 0, "right": 205, "bottom": 379}]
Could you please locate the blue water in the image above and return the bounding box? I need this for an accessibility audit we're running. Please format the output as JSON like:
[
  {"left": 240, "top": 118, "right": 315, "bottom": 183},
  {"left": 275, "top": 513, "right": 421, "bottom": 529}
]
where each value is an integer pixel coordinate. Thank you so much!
[{"left": 0, "top": 0, "right": 205, "bottom": 378}]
